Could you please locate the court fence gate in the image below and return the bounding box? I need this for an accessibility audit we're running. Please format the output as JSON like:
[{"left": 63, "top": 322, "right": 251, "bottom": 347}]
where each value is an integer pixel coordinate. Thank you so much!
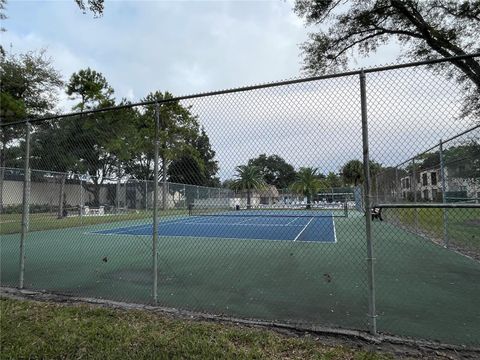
[{"left": 1, "top": 53, "right": 479, "bottom": 348}]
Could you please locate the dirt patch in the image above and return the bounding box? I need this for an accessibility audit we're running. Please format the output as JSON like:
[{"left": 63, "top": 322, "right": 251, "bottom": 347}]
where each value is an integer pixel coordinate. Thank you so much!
[{"left": 1, "top": 287, "right": 479, "bottom": 359}]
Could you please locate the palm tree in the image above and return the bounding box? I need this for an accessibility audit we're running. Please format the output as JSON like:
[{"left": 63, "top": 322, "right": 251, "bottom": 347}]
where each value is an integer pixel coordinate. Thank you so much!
[
  {"left": 290, "top": 167, "right": 322, "bottom": 209},
  {"left": 341, "top": 159, "right": 383, "bottom": 187},
  {"left": 341, "top": 160, "right": 364, "bottom": 186},
  {"left": 231, "top": 165, "right": 266, "bottom": 209}
]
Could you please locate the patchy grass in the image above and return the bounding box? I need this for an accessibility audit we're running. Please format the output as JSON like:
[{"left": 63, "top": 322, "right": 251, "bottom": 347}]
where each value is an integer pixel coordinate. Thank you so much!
[
  {"left": 0, "top": 209, "right": 188, "bottom": 235},
  {"left": 382, "top": 207, "right": 480, "bottom": 255},
  {"left": 0, "top": 298, "right": 392, "bottom": 360}
]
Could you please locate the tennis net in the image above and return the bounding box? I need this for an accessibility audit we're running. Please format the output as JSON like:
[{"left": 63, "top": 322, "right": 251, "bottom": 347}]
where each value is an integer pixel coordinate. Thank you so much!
[{"left": 188, "top": 202, "right": 349, "bottom": 218}]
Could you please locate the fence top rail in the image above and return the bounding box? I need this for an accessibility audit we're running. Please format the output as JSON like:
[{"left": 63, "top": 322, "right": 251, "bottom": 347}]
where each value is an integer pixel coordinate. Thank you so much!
[
  {"left": 375, "top": 203, "right": 480, "bottom": 209},
  {"left": 392, "top": 124, "right": 480, "bottom": 169},
  {"left": 1, "top": 166, "right": 233, "bottom": 192},
  {"left": 373, "top": 123, "right": 480, "bottom": 178},
  {"left": 1, "top": 53, "right": 479, "bottom": 128}
]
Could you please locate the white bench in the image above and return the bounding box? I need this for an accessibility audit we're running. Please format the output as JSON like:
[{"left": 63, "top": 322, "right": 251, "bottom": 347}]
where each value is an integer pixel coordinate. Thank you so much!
[{"left": 81, "top": 206, "right": 105, "bottom": 216}]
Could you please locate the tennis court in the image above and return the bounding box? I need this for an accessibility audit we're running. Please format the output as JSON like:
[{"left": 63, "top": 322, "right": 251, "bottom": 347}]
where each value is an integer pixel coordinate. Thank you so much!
[{"left": 93, "top": 210, "right": 338, "bottom": 243}]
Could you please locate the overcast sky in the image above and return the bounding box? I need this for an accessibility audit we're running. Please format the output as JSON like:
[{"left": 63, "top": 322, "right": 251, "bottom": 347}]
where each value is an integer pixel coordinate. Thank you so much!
[
  {"left": 2, "top": 0, "right": 403, "bottom": 105},
  {"left": 1, "top": 0, "right": 475, "bottom": 180}
]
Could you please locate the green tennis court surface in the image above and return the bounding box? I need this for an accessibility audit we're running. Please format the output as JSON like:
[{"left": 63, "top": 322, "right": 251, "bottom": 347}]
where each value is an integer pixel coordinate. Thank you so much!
[{"left": 1, "top": 211, "right": 479, "bottom": 346}]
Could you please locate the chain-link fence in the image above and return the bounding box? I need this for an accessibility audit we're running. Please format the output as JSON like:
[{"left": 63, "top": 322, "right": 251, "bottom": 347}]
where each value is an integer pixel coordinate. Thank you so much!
[
  {"left": 374, "top": 127, "right": 480, "bottom": 257},
  {"left": 1, "top": 54, "right": 479, "bottom": 347}
]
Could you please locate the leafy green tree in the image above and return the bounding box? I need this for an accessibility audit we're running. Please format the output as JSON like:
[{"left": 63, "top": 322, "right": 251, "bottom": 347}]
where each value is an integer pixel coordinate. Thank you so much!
[
  {"left": 294, "top": 0, "right": 480, "bottom": 117},
  {"left": 29, "top": 121, "right": 85, "bottom": 217},
  {"left": 124, "top": 91, "right": 212, "bottom": 209},
  {"left": 0, "top": 0, "right": 7, "bottom": 34},
  {"left": 0, "top": 50, "right": 63, "bottom": 213},
  {"left": 168, "top": 155, "right": 206, "bottom": 186},
  {"left": 417, "top": 151, "right": 441, "bottom": 172},
  {"left": 66, "top": 68, "right": 114, "bottom": 111},
  {"left": 290, "top": 167, "right": 323, "bottom": 209},
  {"left": 63, "top": 69, "right": 130, "bottom": 206},
  {"left": 191, "top": 127, "right": 219, "bottom": 186},
  {"left": 414, "top": 142, "right": 480, "bottom": 179},
  {"left": 444, "top": 141, "right": 480, "bottom": 178},
  {"left": 125, "top": 91, "right": 201, "bottom": 182},
  {"left": 247, "top": 154, "right": 296, "bottom": 189},
  {"left": 231, "top": 165, "right": 266, "bottom": 209}
]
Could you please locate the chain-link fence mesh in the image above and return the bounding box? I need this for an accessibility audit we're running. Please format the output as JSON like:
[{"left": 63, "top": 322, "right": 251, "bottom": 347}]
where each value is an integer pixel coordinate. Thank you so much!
[{"left": 1, "top": 54, "right": 479, "bottom": 347}]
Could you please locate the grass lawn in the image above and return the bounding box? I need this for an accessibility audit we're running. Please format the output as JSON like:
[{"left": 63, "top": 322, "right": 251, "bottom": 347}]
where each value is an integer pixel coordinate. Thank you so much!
[
  {"left": 0, "top": 298, "right": 391, "bottom": 360},
  {"left": 0, "top": 209, "right": 188, "bottom": 234},
  {"left": 382, "top": 207, "right": 479, "bottom": 256}
]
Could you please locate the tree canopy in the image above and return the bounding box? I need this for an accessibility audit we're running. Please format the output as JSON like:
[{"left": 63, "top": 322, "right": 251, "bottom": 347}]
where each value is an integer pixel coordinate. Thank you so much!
[
  {"left": 74, "top": 0, "right": 104, "bottom": 16},
  {"left": 247, "top": 154, "right": 296, "bottom": 189},
  {"left": 66, "top": 68, "right": 114, "bottom": 111},
  {"left": 1, "top": 63, "right": 220, "bottom": 206},
  {"left": 414, "top": 141, "right": 480, "bottom": 179},
  {"left": 0, "top": 50, "right": 63, "bottom": 170},
  {"left": 294, "top": 0, "right": 480, "bottom": 116}
]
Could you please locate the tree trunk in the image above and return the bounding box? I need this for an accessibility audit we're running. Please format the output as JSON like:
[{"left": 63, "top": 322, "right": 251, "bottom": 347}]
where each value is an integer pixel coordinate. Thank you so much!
[
  {"left": 306, "top": 194, "right": 311, "bottom": 210},
  {"left": 57, "top": 174, "right": 66, "bottom": 219},
  {"left": 86, "top": 181, "right": 101, "bottom": 207},
  {"left": 247, "top": 190, "right": 251, "bottom": 209},
  {"left": 93, "top": 185, "right": 100, "bottom": 207}
]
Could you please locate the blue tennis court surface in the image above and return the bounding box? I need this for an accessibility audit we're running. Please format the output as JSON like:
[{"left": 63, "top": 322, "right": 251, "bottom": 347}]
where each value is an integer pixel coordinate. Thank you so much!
[{"left": 94, "top": 214, "right": 337, "bottom": 243}]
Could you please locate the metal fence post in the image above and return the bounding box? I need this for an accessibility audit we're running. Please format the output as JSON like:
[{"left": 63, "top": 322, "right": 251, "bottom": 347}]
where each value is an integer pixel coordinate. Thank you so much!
[
  {"left": 360, "top": 70, "right": 377, "bottom": 335},
  {"left": 19, "top": 121, "right": 31, "bottom": 289},
  {"left": 116, "top": 166, "right": 121, "bottom": 213},
  {"left": 439, "top": 139, "right": 449, "bottom": 248},
  {"left": 145, "top": 179, "right": 148, "bottom": 212},
  {"left": 184, "top": 184, "right": 187, "bottom": 208},
  {"left": 152, "top": 102, "right": 160, "bottom": 304},
  {"left": 395, "top": 167, "right": 399, "bottom": 202},
  {"left": 412, "top": 158, "right": 418, "bottom": 230},
  {"left": 80, "top": 177, "right": 84, "bottom": 224}
]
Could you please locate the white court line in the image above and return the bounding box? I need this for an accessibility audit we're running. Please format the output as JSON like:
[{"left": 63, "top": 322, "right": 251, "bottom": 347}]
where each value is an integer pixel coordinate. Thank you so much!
[
  {"left": 160, "top": 221, "right": 303, "bottom": 227},
  {"left": 181, "top": 215, "right": 234, "bottom": 225},
  {"left": 233, "top": 218, "right": 256, "bottom": 225},
  {"left": 286, "top": 217, "right": 300, "bottom": 225},
  {"left": 293, "top": 217, "right": 314, "bottom": 242},
  {"left": 90, "top": 231, "right": 328, "bottom": 243}
]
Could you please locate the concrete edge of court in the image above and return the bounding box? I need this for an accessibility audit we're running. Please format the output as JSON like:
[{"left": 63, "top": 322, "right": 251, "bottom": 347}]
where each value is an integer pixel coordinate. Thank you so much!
[{"left": 1, "top": 286, "right": 479, "bottom": 357}]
